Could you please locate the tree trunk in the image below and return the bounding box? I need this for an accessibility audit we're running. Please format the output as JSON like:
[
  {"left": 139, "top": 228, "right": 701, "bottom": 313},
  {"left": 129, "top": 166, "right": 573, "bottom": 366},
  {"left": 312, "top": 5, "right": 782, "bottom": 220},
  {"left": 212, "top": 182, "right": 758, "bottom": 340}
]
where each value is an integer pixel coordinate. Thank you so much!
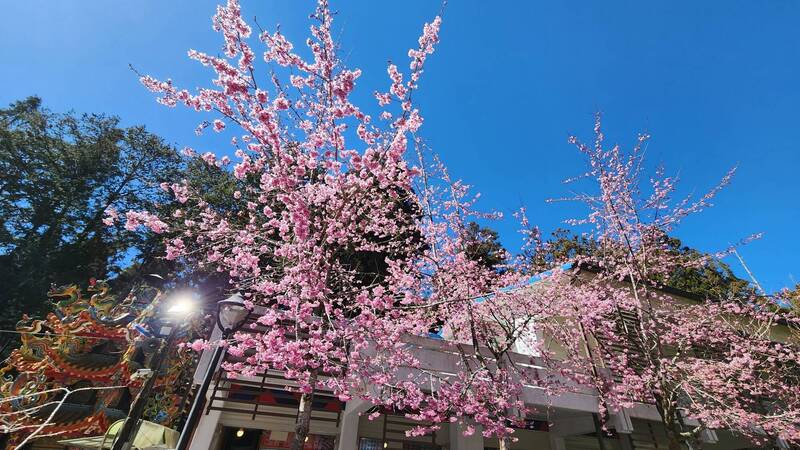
[
  {"left": 653, "top": 392, "right": 685, "bottom": 450},
  {"left": 666, "top": 429, "right": 684, "bottom": 450},
  {"left": 498, "top": 437, "right": 510, "bottom": 450},
  {"left": 290, "top": 371, "right": 318, "bottom": 450}
]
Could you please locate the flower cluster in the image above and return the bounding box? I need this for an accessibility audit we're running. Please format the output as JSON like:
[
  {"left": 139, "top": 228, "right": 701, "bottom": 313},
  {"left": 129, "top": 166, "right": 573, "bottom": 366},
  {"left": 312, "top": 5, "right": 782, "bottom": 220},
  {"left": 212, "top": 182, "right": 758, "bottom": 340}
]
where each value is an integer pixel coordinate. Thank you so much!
[{"left": 533, "top": 117, "right": 800, "bottom": 446}]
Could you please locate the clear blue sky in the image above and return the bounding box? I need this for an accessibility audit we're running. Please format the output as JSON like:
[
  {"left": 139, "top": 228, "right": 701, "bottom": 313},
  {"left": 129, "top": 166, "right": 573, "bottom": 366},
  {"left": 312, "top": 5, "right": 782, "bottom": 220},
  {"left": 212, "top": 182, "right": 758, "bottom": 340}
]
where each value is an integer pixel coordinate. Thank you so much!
[{"left": 2, "top": 1, "right": 798, "bottom": 292}]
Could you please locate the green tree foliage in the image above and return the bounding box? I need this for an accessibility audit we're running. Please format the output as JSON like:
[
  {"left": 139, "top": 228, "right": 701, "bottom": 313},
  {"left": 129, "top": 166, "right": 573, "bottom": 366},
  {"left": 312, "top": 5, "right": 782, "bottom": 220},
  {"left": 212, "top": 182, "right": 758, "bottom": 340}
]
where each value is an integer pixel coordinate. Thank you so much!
[
  {"left": 781, "top": 283, "right": 800, "bottom": 315},
  {"left": 463, "top": 221, "right": 507, "bottom": 271},
  {"left": 522, "top": 227, "right": 598, "bottom": 273},
  {"left": 109, "top": 158, "right": 240, "bottom": 301},
  {"left": 0, "top": 97, "right": 176, "bottom": 328},
  {"left": 524, "top": 228, "right": 754, "bottom": 301},
  {"left": 0, "top": 97, "right": 237, "bottom": 330},
  {"left": 659, "top": 236, "right": 755, "bottom": 301}
]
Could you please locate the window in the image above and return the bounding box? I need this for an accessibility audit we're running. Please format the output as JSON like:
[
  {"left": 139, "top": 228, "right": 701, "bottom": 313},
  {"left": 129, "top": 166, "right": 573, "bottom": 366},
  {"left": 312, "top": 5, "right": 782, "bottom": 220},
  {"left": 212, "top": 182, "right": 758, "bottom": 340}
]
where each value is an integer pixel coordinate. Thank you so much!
[
  {"left": 259, "top": 431, "right": 335, "bottom": 449},
  {"left": 594, "top": 307, "right": 648, "bottom": 382},
  {"left": 402, "top": 443, "right": 439, "bottom": 450},
  {"left": 359, "top": 438, "right": 381, "bottom": 450},
  {"left": 512, "top": 318, "right": 540, "bottom": 356},
  {"left": 358, "top": 438, "right": 440, "bottom": 450}
]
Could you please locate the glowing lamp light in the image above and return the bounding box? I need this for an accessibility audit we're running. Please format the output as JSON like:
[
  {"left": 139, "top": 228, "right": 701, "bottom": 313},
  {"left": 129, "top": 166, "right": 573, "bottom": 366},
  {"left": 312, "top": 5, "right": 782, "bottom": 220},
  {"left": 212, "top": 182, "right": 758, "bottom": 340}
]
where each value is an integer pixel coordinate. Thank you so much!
[
  {"left": 236, "top": 428, "right": 245, "bottom": 438},
  {"left": 166, "top": 293, "right": 197, "bottom": 316}
]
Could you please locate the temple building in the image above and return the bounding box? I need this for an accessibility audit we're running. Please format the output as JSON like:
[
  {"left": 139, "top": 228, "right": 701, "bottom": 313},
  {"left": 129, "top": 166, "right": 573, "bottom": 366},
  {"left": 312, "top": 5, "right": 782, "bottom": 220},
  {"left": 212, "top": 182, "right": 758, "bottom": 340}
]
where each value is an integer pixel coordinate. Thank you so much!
[{"left": 0, "top": 282, "right": 198, "bottom": 450}]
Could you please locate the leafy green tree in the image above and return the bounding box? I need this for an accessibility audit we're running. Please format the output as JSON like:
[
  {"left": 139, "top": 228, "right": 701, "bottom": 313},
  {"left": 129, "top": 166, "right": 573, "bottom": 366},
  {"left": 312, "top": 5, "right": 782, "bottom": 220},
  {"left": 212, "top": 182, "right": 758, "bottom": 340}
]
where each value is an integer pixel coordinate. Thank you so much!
[
  {"left": 0, "top": 97, "right": 185, "bottom": 329},
  {"left": 523, "top": 227, "right": 753, "bottom": 301},
  {"left": 781, "top": 283, "right": 800, "bottom": 314},
  {"left": 109, "top": 158, "right": 242, "bottom": 300},
  {"left": 463, "top": 221, "right": 507, "bottom": 271},
  {"left": 522, "top": 227, "right": 598, "bottom": 273},
  {"left": 659, "top": 236, "right": 755, "bottom": 301}
]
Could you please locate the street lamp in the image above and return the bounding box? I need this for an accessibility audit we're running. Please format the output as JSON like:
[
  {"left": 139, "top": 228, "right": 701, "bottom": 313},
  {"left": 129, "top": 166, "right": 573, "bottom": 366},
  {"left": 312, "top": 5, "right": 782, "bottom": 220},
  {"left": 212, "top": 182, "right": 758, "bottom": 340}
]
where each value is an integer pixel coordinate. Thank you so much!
[
  {"left": 216, "top": 293, "right": 250, "bottom": 335},
  {"left": 175, "top": 293, "right": 249, "bottom": 450},
  {"left": 112, "top": 291, "right": 199, "bottom": 450}
]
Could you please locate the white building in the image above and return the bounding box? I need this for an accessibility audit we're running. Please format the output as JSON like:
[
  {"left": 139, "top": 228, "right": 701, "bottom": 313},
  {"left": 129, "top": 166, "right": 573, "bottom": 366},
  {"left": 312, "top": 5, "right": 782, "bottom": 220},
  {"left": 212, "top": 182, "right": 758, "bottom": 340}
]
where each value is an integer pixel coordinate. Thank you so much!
[{"left": 183, "top": 311, "right": 767, "bottom": 450}]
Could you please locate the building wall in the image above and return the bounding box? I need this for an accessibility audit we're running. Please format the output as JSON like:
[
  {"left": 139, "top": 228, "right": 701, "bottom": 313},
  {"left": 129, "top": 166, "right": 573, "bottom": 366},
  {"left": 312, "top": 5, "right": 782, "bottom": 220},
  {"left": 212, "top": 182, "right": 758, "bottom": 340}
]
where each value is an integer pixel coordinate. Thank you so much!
[
  {"left": 483, "top": 429, "right": 553, "bottom": 450},
  {"left": 191, "top": 404, "right": 757, "bottom": 450},
  {"left": 188, "top": 321, "right": 771, "bottom": 450},
  {"left": 356, "top": 413, "right": 448, "bottom": 449}
]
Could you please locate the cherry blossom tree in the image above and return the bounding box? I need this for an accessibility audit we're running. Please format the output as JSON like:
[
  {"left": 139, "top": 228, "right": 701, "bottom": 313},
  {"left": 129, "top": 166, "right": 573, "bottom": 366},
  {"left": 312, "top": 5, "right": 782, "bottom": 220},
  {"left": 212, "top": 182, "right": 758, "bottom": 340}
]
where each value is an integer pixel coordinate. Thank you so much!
[
  {"left": 356, "top": 159, "right": 566, "bottom": 450},
  {"left": 122, "top": 1, "right": 450, "bottom": 448},
  {"left": 528, "top": 116, "right": 800, "bottom": 448}
]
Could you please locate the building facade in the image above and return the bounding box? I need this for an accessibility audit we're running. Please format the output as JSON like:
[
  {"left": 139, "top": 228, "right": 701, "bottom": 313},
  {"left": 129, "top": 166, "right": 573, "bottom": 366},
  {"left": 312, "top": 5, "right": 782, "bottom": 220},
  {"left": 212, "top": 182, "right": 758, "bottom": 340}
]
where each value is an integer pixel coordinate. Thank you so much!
[{"left": 183, "top": 319, "right": 766, "bottom": 450}]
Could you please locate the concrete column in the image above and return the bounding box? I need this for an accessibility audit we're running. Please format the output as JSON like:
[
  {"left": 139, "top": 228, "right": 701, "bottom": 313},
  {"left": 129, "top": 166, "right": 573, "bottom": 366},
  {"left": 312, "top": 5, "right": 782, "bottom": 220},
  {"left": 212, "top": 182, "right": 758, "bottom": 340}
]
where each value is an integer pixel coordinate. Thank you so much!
[
  {"left": 337, "top": 397, "right": 372, "bottom": 450},
  {"left": 617, "top": 432, "right": 634, "bottom": 450},
  {"left": 548, "top": 414, "right": 595, "bottom": 437},
  {"left": 549, "top": 435, "right": 566, "bottom": 450},
  {"left": 448, "top": 422, "right": 484, "bottom": 450},
  {"left": 611, "top": 409, "right": 633, "bottom": 434},
  {"left": 699, "top": 429, "right": 718, "bottom": 445},
  {"left": 549, "top": 413, "right": 597, "bottom": 450},
  {"left": 187, "top": 408, "right": 222, "bottom": 450},
  {"left": 188, "top": 324, "right": 225, "bottom": 450},
  {"left": 193, "top": 326, "right": 223, "bottom": 385}
]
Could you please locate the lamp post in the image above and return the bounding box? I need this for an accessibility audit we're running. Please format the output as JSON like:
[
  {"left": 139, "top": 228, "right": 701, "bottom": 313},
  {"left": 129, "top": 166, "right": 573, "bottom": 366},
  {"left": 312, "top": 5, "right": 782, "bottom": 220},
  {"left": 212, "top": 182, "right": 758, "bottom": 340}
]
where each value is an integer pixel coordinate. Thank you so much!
[
  {"left": 111, "top": 293, "right": 197, "bottom": 450},
  {"left": 175, "top": 293, "right": 249, "bottom": 450}
]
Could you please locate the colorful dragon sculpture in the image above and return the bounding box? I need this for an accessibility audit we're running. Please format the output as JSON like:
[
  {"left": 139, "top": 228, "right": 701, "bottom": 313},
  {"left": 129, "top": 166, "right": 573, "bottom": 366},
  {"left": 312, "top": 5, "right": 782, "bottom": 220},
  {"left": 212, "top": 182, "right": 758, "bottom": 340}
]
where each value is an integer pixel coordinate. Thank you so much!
[{"left": 0, "top": 281, "right": 200, "bottom": 449}]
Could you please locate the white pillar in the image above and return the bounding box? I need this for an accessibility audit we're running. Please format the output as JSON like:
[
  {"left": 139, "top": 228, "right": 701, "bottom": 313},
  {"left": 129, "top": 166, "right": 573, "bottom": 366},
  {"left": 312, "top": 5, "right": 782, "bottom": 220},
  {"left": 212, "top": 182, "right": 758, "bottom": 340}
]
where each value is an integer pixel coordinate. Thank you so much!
[
  {"left": 337, "top": 397, "right": 372, "bottom": 450},
  {"left": 448, "top": 422, "right": 484, "bottom": 450},
  {"left": 193, "top": 326, "right": 223, "bottom": 385},
  {"left": 188, "top": 324, "right": 225, "bottom": 450},
  {"left": 549, "top": 435, "right": 566, "bottom": 450},
  {"left": 549, "top": 413, "right": 596, "bottom": 450},
  {"left": 611, "top": 409, "right": 633, "bottom": 434},
  {"left": 699, "top": 429, "right": 718, "bottom": 444},
  {"left": 549, "top": 414, "right": 595, "bottom": 436},
  {"left": 187, "top": 408, "right": 222, "bottom": 450}
]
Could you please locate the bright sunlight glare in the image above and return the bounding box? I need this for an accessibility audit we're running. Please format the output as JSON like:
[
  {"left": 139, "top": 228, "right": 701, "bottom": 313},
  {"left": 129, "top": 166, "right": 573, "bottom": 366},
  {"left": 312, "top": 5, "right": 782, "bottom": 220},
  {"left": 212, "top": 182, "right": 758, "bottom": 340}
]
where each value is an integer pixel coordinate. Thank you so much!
[{"left": 166, "top": 293, "right": 197, "bottom": 315}]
